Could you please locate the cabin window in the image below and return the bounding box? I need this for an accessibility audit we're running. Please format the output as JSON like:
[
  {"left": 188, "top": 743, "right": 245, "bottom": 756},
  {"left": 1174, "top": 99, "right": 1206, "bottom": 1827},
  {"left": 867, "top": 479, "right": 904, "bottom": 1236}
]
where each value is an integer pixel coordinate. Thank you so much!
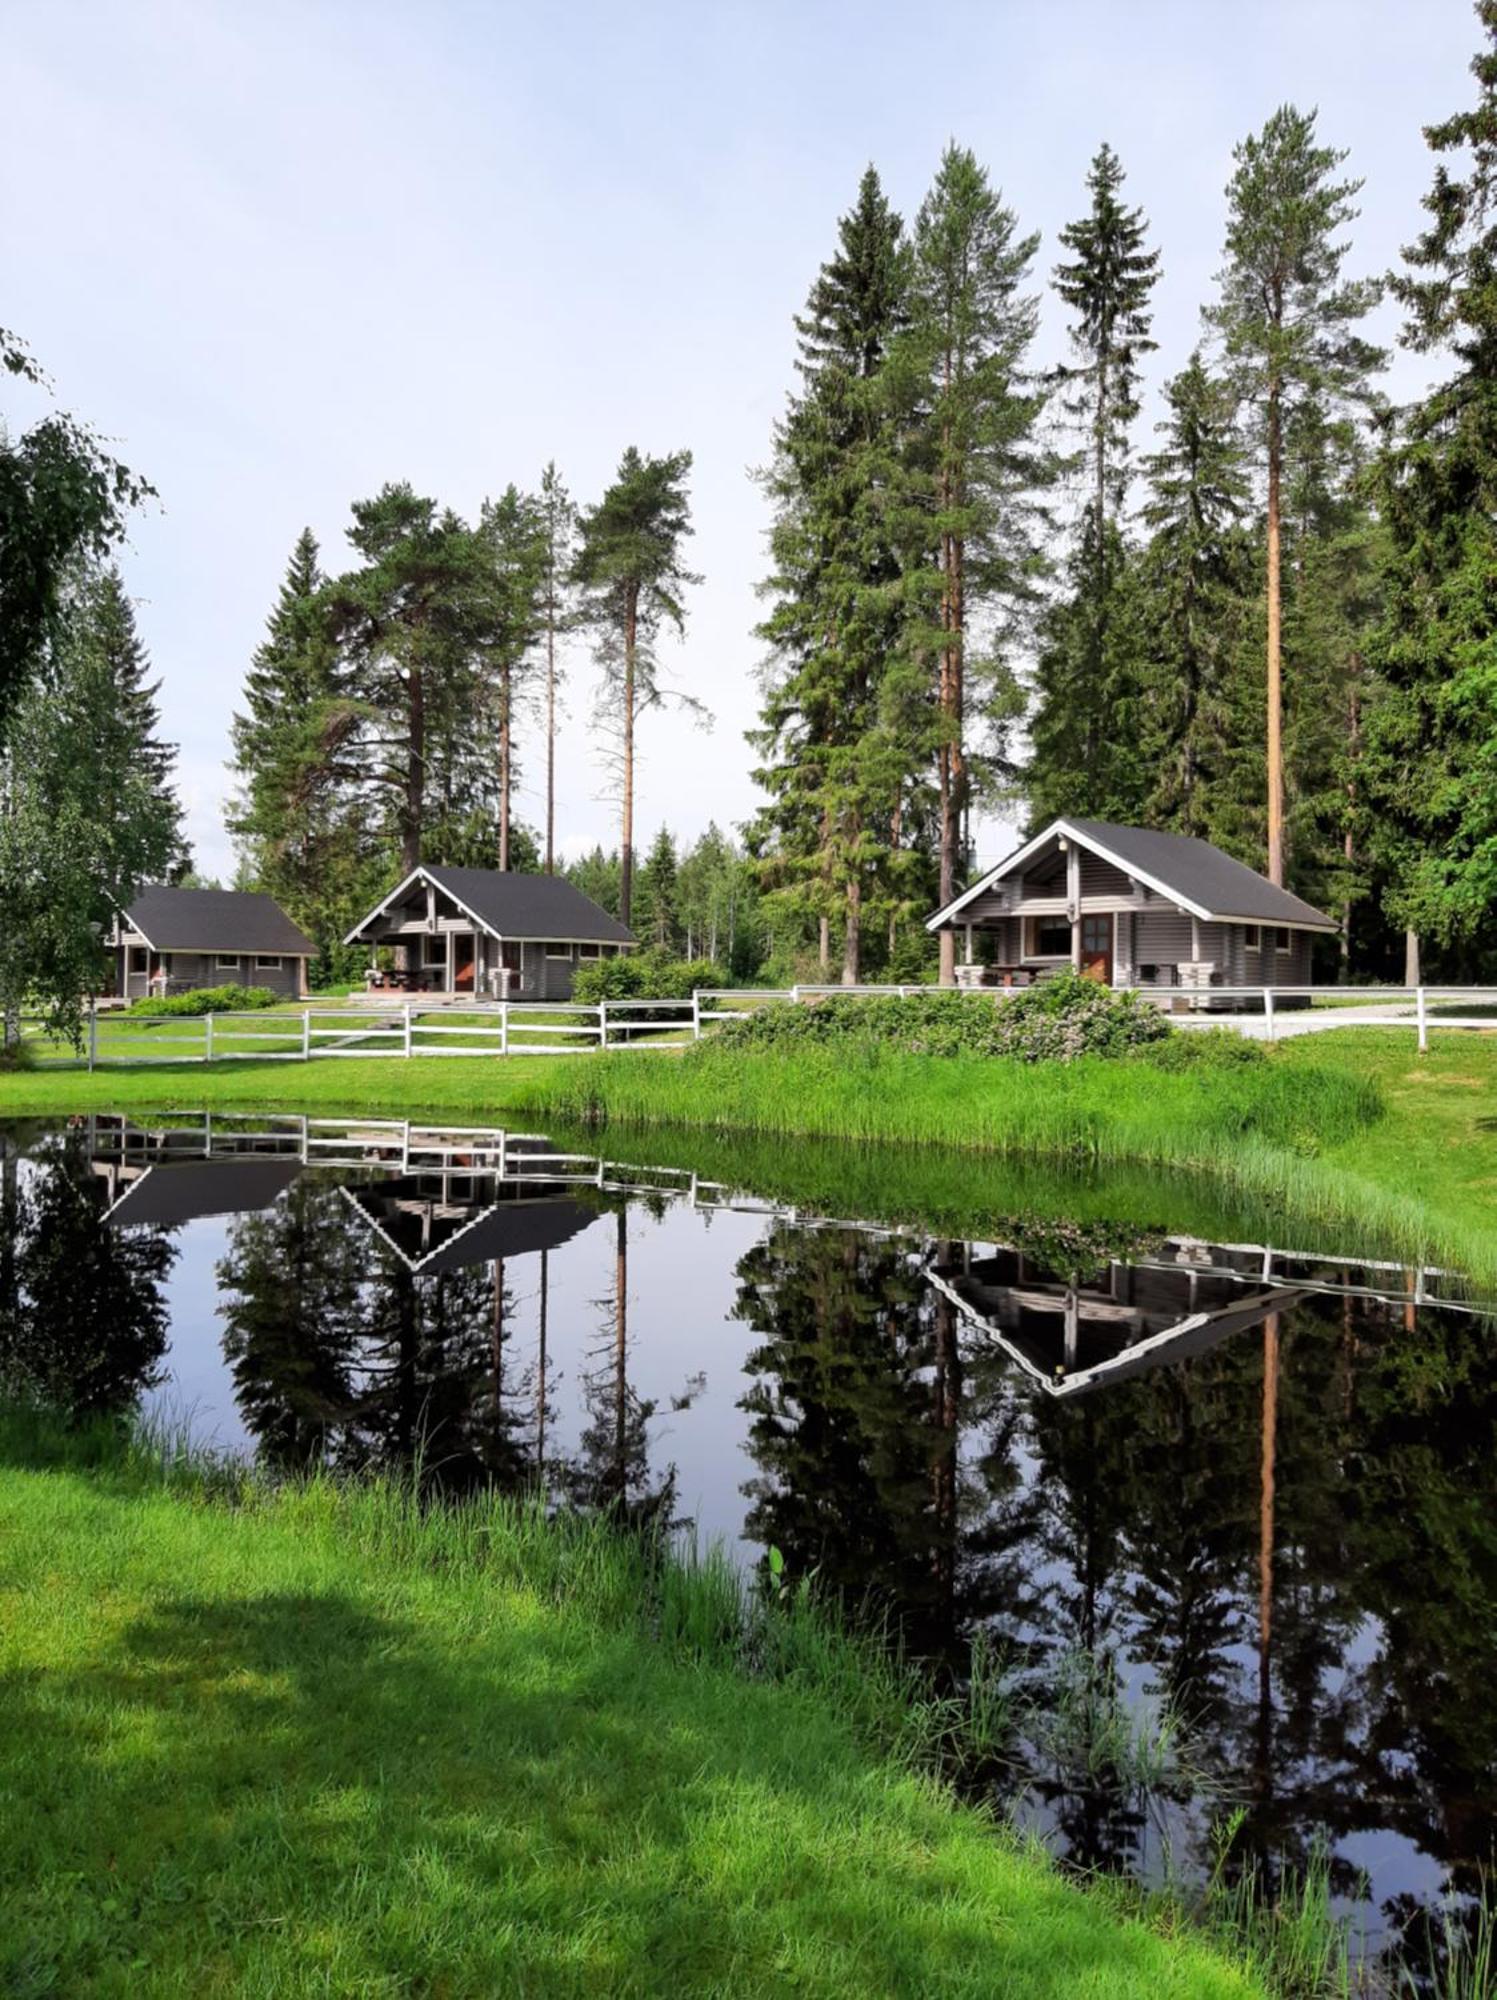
[
  {"left": 578, "top": 943, "right": 601, "bottom": 960},
  {"left": 130, "top": 947, "right": 149, "bottom": 972},
  {"left": 1027, "top": 917, "right": 1072, "bottom": 958},
  {"left": 1243, "top": 926, "right": 1260, "bottom": 948},
  {"left": 256, "top": 956, "right": 282, "bottom": 970},
  {"left": 217, "top": 955, "right": 240, "bottom": 970},
  {"left": 1274, "top": 928, "right": 1292, "bottom": 952},
  {"left": 422, "top": 937, "right": 447, "bottom": 967},
  {"left": 546, "top": 942, "right": 573, "bottom": 960}
]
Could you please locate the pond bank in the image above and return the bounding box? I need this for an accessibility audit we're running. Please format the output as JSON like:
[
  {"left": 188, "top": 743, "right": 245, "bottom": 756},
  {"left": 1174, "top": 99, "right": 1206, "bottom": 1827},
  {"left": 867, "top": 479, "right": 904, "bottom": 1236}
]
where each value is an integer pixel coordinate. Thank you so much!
[
  {"left": 1, "top": 1025, "right": 1492, "bottom": 1283},
  {"left": 0, "top": 1415, "right": 1265, "bottom": 1999}
]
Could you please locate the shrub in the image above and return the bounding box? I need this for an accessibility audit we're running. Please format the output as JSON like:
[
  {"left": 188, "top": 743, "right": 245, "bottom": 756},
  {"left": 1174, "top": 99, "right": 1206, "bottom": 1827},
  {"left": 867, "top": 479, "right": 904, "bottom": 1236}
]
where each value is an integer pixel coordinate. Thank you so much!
[
  {"left": 1130, "top": 1028, "right": 1267, "bottom": 1071},
  {"left": 130, "top": 984, "right": 279, "bottom": 1017},
  {"left": 711, "top": 973, "right": 1172, "bottom": 1064},
  {"left": 573, "top": 952, "right": 729, "bottom": 1005}
]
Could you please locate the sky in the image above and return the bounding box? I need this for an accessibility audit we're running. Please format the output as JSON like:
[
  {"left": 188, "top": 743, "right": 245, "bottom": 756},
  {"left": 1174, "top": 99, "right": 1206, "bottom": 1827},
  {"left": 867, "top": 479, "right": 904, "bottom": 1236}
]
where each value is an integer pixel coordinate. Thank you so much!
[{"left": 3, "top": 0, "right": 1481, "bottom": 882}]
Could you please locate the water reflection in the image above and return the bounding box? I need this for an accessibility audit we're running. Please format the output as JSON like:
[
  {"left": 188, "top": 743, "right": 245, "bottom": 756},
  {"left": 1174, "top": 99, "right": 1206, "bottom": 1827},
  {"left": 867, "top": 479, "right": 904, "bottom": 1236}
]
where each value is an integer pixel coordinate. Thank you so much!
[{"left": 3, "top": 1112, "right": 1494, "bottom": 1968}]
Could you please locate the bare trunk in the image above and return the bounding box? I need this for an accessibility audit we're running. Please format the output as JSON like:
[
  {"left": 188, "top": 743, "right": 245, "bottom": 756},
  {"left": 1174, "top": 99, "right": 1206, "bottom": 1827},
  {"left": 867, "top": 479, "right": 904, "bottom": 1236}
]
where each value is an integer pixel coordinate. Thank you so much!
[
  {"left": 536, "top": 1248, "right": 548, "bottom": 1480},
  {"left": 545, "top": 619, "right": 557, "bottom": 874},
  {"left": 888, "top": 791, "right": 902, "bottom": 958},
  {"left": 818, "top": 915, "right": 830, "bottom": 978},
  {"left": 1341, "top": 678, "right": 1360, "bottom": 974},
  {"left": 613, "top": 1208, "right": 628, "bottom": 1501},
  {"left": 1257, "top": 1312, "right": 1279, "bottom": 1804},
  {"left": 1404, "top": 929, "right": 1421, "bottom": 986},
  {"left": 403, "top": 667, "right": 424, "bottom": 874},
  {"left": 1266, "top": 381, "right": 1285, "bottom": 887},
  {"left": 619, "top": 587, "right": 637, "bottom": 927},
  {"left": 499, "top": 661, "right": 511, "bottom": 874}
]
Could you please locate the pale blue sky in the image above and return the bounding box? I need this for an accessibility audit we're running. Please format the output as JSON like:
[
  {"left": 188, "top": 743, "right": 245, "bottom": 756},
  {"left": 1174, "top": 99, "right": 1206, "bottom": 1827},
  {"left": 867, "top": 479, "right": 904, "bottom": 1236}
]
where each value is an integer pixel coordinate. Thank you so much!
[{"left": 3, "top": 0, "right": 1478, "bottom": 877}]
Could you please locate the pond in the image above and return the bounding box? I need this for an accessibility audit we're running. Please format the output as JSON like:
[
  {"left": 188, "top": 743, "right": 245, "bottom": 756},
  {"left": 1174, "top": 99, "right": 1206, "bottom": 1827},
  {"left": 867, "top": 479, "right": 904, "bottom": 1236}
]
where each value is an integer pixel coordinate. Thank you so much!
[{"left": 2, "top": 1110, "right": 1494, "bottom": 1978}]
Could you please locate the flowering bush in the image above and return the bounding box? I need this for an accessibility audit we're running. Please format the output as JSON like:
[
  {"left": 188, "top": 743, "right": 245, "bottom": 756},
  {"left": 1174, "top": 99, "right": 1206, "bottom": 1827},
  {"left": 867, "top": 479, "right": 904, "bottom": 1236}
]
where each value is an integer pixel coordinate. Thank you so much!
[{"left": 130, "top": 984, "right": 278, "bottom": 1016}]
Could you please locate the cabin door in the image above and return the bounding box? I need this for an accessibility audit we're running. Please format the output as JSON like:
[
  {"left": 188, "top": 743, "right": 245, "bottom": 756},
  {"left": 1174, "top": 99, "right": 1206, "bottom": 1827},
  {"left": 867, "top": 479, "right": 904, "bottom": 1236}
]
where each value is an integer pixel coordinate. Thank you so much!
[
  {"left": 1080, "top": 915, "right": 1113, "bottom": 985},
  {"left": 452, "top": 932, "right": 476, "bottom": 993}
]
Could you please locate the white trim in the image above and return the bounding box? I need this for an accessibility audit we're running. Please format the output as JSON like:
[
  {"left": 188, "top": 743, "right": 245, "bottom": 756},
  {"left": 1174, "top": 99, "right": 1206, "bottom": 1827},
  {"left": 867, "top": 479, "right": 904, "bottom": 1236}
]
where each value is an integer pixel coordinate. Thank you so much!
[
  {"left": 926, "top": 818, "right": 1337, "bottom": 935},
  {"left": 343, "top": 864, "right": 632, "bottom": 951}
]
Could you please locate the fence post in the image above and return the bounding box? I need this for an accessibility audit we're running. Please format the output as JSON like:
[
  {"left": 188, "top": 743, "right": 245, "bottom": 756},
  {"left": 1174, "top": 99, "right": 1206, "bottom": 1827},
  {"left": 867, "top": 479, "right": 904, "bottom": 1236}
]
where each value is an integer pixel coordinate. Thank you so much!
[
  {"left": 791, "top": 984, "right": 801, "bottom": 1005},
  {"left": 205, "top": 1012, "right": 214, "bottom": 1063},
  {"left": 1417, "top": 984, "right": 1428, "bottom": 1053},
  {"left": 692, "top": 991, "right": 701, "bottom": 1042},
  {"left": 302, "top": 1008, "right": 311, "bottom": 1061},
  {"left": 499, "top": 1000, "right": 509, "bottom": 1057},
  {"left": 88, "top": 1002, "right": 97, "bottom": 1072},
  {"left": 404, "top": 1002, "right": 412, "bottom": 1059},
  {"left": 599, "top": 1001, "right": 608, "bottom": 1051},
  {"left": 1263, "top": 988, "right": 1276, "bottom": 1043}
]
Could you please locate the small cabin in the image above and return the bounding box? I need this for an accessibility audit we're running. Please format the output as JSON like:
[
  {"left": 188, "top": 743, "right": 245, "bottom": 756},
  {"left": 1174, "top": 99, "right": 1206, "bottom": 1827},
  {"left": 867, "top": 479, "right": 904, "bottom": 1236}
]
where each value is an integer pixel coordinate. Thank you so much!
[
  {"left": 112, "top": 887, "right": 314, "bottom": 1000},
  {"left": 927, "top": 817, "right": 1337, "bottom": 993},
  {"left": 345, "top": 865, "right": 634, "bottom": 1001}
]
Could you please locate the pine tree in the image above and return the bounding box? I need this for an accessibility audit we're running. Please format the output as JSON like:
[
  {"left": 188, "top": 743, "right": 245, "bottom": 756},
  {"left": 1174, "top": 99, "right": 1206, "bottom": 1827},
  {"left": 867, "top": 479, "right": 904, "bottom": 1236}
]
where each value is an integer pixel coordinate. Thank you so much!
[
  {"left": 751, "top": 166, "right": 924, "bottom": 983},
  {"left": 572, "top": 448, "right": 701, "bottom": 928},
  {"left": 228, "top": 530, "right": 366, "bottom": 963},
  {"left": 1363, "top": 3, "right": 1497, "bottom": 966},
  {"left": 906, "top": 146, "right": 1054, "bottom": 981},
  {"left": 1204, "top": 106, "right": 1383, "bottom": 886},
  {"left": 634, "top": 825, "right": 679, "bottom": 950},
  {"left": 537, "top": 463, "right": 576, "bottom": 873},
  {"left": 476, "top": 485, "right": 546, "bottom": 872}
]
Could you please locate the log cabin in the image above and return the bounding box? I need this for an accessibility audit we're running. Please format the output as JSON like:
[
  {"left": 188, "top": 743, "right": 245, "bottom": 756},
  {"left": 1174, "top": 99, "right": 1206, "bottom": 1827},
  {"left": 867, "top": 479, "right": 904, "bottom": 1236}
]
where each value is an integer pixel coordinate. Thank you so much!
[
  {"left": 112, "top": 887, "right": 314, "bottom": 1000},
  {"left": 926, "top": 817, "right": 1338, "bottom": 995},
  {"left": 345, "top": 865, "right": 634, "bottom": 1000}
]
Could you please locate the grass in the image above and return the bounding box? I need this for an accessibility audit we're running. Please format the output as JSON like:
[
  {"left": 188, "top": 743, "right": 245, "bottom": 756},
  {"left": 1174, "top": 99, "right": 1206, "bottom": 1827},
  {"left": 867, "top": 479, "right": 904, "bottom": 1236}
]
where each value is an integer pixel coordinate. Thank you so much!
[
  {"left": 0, "top": 1408, "right": 1266, "bottom": 2000},
  {"left": 2, "top": 1021, "right": 1495, "bottom": 1282}
]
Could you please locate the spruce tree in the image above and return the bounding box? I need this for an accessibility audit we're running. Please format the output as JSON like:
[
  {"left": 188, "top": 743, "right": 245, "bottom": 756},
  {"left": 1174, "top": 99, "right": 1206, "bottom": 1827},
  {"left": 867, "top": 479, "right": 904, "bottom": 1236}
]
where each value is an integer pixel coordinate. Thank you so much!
[
  {"left": 634, "top": 826, "right": 679, "bottom": 950},
  {"left": 751, "top": 166, "right": 924, "bottom": 983},
  {"left": 572, "top": 448, "right": 701, "bottom": 928},
  {"left": 476, "top": 485, "right": 546, "bottom": 872},
  {"left": 229, "top": 530, "right": 366, "bottom": 962},
  {"left": 1204, "top": 106, "right": 1383, "bottom": 885},
  {"left": 906, "top": 146, "right": 1054, "bottom": 981},
  {"left": 77, "top": 567, "right": 189, "bottom": 879},
  {"left": 1363, "top": 3, "right": 1497, "bottom": 965}
]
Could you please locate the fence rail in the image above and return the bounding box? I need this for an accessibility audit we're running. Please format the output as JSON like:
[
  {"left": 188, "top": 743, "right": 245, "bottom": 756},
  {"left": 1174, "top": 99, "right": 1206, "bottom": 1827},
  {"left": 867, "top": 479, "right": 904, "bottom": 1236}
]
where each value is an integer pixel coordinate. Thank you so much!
[{"left": 14, "top": 980, "right": 1497, "bottom": 1069}]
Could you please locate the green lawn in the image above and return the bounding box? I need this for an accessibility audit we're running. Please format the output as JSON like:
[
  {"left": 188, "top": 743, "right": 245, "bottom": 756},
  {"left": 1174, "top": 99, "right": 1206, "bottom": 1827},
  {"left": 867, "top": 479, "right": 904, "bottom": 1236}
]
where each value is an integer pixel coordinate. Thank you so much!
[{"left": 0, "top": 1438, "right": 1263, "bottom": 1999}]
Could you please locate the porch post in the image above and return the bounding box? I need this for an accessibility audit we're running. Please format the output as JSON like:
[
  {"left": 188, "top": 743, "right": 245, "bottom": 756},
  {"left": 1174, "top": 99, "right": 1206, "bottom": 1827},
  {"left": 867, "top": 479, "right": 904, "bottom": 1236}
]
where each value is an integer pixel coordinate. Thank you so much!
[
  {"left": 963, "top": 923, "right": 973, "bottom": 966},
  {"left": 446, "top": 928, "right": 454, "bottom": 997},
  {"left": 1066, "top": 842, "right": 1082, "bottom": 971}
]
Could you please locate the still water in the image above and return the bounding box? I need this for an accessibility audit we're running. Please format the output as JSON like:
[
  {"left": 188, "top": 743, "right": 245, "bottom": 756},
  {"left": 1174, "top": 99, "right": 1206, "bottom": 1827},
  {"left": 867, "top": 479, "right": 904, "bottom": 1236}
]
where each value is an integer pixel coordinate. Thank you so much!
[{"left": 3, "top": 1111, "right": 1494, "bottom": 1972}]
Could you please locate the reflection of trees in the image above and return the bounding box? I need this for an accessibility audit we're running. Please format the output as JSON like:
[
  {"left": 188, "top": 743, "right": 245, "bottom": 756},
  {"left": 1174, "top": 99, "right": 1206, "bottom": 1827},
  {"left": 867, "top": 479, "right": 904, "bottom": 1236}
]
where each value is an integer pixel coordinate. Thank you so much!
[{"left": 0, "top": 1128, "right": 174, "bottom": 1416}]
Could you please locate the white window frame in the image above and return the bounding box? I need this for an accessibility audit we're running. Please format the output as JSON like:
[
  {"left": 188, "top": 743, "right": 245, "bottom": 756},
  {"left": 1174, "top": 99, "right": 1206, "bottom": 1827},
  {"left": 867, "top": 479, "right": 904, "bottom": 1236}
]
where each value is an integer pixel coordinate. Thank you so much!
[
  {"left": 130, "top": 946, "right": 149, "bottom": 972},
  {"left": 255, "top": 955, "right": 282, "bottom": 970},
  {"left": 216, "top": 954, "right": 240, "bottom": 971},
  {"left": 577, "top": 942, "right": 601, "bottom": 960},
  {"left": 545, "top": 942, "right": 573, "bottom": 961},
  {"left": 1274, "top": 928, "right": 1292, "bottom": 952},
  {"left": 1243, "top": 926, "right": 1260, "bottom": 948},
  {"left": 421, "top": 936, "right": 447, "bottom": 968}
]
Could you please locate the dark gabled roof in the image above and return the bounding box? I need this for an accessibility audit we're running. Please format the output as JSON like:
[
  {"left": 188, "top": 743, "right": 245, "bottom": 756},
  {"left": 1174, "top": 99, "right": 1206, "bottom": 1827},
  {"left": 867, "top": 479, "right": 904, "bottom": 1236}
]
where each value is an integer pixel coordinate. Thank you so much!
[
  {"left": 348, "top": 866, "right": 634, "bottom": 946},
  {"left": 107, "top": 1159, "right": 302, "bottom": 1226},
  {"left": 123, "top": 887, "right": 315, "bottom": 956},
  {"left": 929, "top": 817, "right": 1337, "bottom": 932}
]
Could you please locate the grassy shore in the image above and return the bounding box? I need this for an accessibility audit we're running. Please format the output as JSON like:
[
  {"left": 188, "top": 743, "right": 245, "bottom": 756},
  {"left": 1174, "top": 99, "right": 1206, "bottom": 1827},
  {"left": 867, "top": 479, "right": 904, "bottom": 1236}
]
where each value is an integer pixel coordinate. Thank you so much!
[
  {"left": 2, "top": 1024, "right": 1494, "bottom": 1280},
  {"left": 0, "top": 1414, "right": 1265, "bottom": 1999}
]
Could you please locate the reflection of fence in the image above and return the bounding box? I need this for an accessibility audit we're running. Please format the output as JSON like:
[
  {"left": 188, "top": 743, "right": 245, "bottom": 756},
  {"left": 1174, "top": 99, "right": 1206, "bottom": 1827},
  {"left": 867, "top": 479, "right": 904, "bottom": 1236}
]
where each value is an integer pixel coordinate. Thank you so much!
[
  {"left": 19, "top": 980, "right": 1497, "bottom": 1068},
  {"left": 79, "top": 1111, "right": 1492, "bottom": 1320}
]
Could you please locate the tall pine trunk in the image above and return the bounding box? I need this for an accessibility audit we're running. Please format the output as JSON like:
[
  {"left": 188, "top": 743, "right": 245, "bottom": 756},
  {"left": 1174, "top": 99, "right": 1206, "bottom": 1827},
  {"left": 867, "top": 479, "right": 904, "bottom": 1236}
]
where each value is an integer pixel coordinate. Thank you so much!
[
  {"left": 619, "top": 586, "right": 638, "bottom": 927},
  {"left": 1265, "top": 374, "right": 1285, "bottom": 887},
  {"left": 403, "top": 666, "right": 425, "bottom": 874},
  {"left": 545, "top": 619, "right": 557, "bottom": 873},
  {"left": 499, "top": 660, "right": 511, "bottom": 873},
  {"left": 842, "top": 867, "right": 861, "bottom": 986}
]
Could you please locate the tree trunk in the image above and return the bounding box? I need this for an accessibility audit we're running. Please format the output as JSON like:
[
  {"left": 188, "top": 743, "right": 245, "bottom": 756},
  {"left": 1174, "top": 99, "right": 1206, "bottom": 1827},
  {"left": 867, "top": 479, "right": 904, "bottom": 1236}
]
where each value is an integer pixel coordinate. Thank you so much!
[
  {"left": 613, "top": 1208, "right": 628, "bottom": 1504},
  {"left": 1257, "top": 1312, "right": 1279, "bottom": 1809},
  {"left": 1405, "top": 929, "right": 1421, "bottom": 986},
  {"left": 499, "top": 661, "right": 511, "bottom": 874},
  {"left": 1341, "top": 678, "right": 1360, "bottom": 975},
  {"left": 1265, "top": 380, "right": 1285, "bottom": 888},
  {"left": 403, "top": 667, "right": 425, "bottom": 873},
  {"left": 545, "top": 617, "right": 557, "bottom": 874},
  {"left": 619, "top": 586, "right": 637, "bottom": 927},
  {"left": 818, "top": 915, "right": 830, "bottom": 978},
  {"left": 535, "top": 1248, "right": 549, "bottom": 1483},
  {"left": 841, "top": 869, "right": 861, "bottom": 986}
]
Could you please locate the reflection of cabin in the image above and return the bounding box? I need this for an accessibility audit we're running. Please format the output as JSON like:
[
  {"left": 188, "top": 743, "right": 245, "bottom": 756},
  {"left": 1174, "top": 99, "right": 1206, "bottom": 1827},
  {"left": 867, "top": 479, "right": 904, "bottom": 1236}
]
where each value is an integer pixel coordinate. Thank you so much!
[
  {"left": 98, "top": 1157, "right": 302, "bottom": 1225},
  {"left": 111, "top": 887, "right": 314, "bottom": 1000},
  {"left": 345, "top": 866, "right": 634, "bottom": 1001},
  {"left": 342, "top": 1175, "right": 599, "bottom": 1274},
  {"left": 926, "top": 818, "right": 1337, "bottom": 994},
  {"left": 929, "top": 1245, "right": 1308, "bottom": 1397}
]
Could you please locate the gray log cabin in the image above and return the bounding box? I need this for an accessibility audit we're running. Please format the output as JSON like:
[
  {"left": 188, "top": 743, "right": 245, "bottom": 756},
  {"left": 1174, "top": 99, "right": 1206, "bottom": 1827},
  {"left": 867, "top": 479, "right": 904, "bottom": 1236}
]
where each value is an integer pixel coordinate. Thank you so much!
[
  {"left": 345, "top": 865, "right": 634, "bottom": 1000},
  {"left": 927, "top": 817, "right": 1337, "bottom": 994},
  {"left": 112, "top": 887, "right": 314, "bottom": 999}
]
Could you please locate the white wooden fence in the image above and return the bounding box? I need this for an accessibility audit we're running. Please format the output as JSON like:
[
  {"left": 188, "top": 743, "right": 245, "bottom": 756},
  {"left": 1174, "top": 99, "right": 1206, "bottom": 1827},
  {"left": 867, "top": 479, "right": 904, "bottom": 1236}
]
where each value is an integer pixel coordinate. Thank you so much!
[{"left": 15, "top": 982, "right": 1497, "bottom": 1069}]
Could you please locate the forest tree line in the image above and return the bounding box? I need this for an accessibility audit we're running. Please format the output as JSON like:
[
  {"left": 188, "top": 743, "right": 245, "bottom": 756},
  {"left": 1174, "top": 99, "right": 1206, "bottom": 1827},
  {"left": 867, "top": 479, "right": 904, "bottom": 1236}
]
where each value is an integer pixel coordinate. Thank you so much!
[{"left": 5, "top": 6, "right": 1497, "bottom": 1023}]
